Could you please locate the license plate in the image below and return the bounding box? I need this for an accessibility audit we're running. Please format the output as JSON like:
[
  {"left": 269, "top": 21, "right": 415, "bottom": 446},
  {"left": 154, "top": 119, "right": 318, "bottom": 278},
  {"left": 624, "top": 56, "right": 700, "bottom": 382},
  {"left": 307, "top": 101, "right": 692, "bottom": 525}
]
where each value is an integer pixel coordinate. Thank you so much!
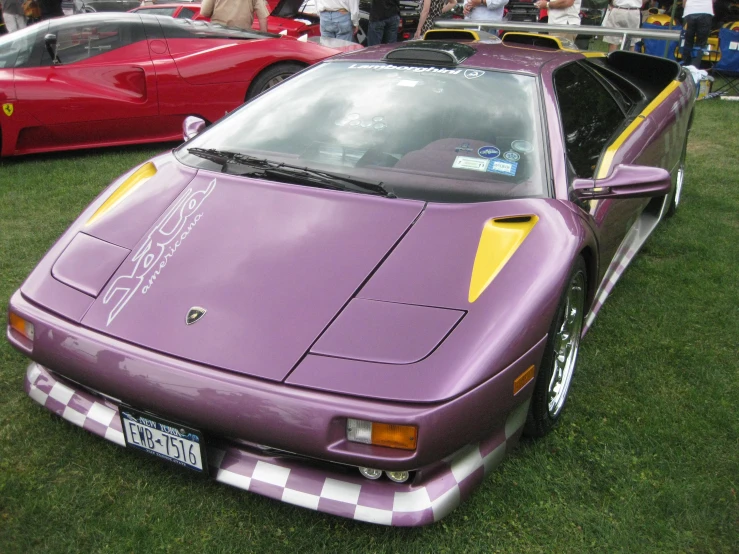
[{"left": 121, "top": 408, "right": 207, "bottom": 474}]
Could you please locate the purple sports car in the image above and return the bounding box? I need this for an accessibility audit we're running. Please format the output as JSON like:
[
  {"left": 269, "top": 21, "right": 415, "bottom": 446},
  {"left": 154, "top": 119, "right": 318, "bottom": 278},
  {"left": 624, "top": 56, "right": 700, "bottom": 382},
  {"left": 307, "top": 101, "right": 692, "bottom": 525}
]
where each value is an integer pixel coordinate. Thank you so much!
[{"left": 7, "top": 32, "right": 695, "bottom": 526}]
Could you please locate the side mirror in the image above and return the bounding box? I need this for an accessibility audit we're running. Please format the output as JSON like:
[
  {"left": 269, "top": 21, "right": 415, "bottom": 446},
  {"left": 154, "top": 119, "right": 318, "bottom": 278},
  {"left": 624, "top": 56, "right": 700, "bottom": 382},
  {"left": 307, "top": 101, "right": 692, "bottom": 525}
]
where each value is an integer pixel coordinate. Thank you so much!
[
  {"left": 182, "top": 116, "right": 206, "bottom": 142},
  {"left": 572, "top": 164, "right": 672, "bottom": 200},
  {"left": 44, "top": 34, "right": 60, "bottom": 65}
]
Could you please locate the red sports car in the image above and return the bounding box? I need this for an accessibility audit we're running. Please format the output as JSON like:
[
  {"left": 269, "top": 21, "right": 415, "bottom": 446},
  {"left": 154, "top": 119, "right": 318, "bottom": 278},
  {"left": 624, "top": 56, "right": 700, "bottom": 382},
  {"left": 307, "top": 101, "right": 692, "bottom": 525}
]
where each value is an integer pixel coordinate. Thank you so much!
[
  {"left": 131, "top": 0, "right": 321, "bottom": 38},
  {"left": 0, "top": 13, "right": 350, "bottom": 157}
]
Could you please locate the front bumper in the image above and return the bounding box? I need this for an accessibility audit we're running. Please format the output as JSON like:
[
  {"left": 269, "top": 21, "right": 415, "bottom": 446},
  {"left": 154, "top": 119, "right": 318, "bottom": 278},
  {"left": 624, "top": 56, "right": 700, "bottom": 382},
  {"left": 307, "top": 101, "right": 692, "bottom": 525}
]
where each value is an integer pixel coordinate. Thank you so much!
[
  {"left": 8, "top": 289, "right": 544, "bottom": 472},
  {"left": 26, "top": 363, "right": 529, "bottom": 525}
]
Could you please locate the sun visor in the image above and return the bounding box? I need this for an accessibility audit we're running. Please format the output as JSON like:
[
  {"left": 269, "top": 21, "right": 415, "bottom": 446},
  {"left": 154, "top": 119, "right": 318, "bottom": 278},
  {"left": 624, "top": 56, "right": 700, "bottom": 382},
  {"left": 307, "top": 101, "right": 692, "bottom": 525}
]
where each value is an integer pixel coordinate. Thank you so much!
[
  {"left": 52, "top": 233, "right": 130, "bottom": 298},
  {"left": 311, "top": 299, "right": 464, "bottom": 364}
]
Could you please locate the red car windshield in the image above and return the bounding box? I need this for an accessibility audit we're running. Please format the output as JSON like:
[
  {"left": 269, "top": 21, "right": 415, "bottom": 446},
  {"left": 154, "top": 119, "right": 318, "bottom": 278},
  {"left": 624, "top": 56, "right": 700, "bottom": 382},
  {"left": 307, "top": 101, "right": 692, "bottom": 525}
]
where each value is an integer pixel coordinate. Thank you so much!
[{"left": 178, "top": 61, "right": 547, "bottom": 203}]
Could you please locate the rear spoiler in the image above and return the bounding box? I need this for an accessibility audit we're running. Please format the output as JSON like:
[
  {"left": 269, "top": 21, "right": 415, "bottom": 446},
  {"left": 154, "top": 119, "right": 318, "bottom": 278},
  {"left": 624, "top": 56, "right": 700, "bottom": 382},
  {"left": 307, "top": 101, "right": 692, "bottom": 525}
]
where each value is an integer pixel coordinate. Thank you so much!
[{"left": 432, "top": 20, "right": 681, "bottom": 51}]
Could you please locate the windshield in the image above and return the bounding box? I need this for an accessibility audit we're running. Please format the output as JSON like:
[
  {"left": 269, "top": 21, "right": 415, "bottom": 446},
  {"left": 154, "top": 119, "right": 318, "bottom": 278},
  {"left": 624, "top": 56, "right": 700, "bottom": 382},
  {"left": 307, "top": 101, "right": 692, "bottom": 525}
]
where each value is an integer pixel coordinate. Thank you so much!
[{"left": 176, "top": 61, "right": 547, "bottom": 203}]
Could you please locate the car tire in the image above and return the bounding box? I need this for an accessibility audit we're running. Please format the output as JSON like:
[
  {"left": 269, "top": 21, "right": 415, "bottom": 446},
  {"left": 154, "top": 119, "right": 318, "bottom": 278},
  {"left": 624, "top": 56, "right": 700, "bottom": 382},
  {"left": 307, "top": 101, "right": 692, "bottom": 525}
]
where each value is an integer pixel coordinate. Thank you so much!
[
  {"left": 665, "top": 136, "right": 687, "bottom": 218},
  {"left": 524, "top": 256, "right": 587, "bottom": 438},
  {"left": 246, "top": 63, "right": 304, "bottom": 100}
]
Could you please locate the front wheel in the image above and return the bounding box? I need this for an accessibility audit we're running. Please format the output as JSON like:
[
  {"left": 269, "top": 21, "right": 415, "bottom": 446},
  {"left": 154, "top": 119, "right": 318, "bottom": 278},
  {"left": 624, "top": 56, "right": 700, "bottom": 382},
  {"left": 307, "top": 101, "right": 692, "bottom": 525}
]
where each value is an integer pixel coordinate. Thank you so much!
[
  {"left": 246, "top": 63, "right": 304, "bottom": 101},
  {"left": 524, "top": 257, "right": 587, "bottom": 438}
]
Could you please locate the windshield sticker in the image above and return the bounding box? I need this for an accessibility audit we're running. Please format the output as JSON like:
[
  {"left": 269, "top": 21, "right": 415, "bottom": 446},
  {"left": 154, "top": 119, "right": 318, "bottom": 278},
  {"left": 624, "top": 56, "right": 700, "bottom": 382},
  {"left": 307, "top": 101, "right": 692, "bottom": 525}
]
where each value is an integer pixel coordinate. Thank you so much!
[
  {"left": 455, "top": 142, "right": 473, "bottom": 153},
  {"left": 373, "top": 116, "right": 387, "bottom": 130},
  {"left": 453, "top": 156, "right": 488, "bottom": 172},
  {"left": 464, "top": 69, "right": 484, "bottom": 80},
  {"left": 102, "top": 178, "right": 217, "bottom": 326},
  {"left": 511, "top": 140, "right": 534, "bottom": 154},
  {"left": 348, "top": 63, "right": 462, "bottom": 75},
  {"left": 398, "top": 80, "right": 419, "bottom": 87},
  {"left": 503, "top": 150, "right": 521, "bottom": 162},
  {"left": 335, "top": 113, "right": 387, "bottom": 130},
  {"left": 478, "top": 146, "right": 500, "bottom": 159},
  {"left": 487, "top": 160, "right": 518, "bottom": 177}
]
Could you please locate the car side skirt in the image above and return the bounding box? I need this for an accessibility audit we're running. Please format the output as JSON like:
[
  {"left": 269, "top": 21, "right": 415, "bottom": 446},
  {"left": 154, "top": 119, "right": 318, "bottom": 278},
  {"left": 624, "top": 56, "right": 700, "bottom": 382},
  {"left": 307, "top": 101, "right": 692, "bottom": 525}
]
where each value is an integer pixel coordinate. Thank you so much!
[{"left": 583, "top": 206, "right": 663, "bottom": 334}]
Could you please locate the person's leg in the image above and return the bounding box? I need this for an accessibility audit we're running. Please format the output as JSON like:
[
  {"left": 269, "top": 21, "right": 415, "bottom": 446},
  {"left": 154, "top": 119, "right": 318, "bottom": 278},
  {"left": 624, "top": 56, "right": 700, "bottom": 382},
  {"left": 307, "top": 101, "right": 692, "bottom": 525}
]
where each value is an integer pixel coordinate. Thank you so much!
[
  {"left": 368, "top": 19, "right": 384, "bottom": 46},
  {"left": 604, "top": 8, "right": 626, "bottom": 52},
  {"left": 383, "top": 14, "right": 400, "bottom": 43},
  {"left": 320, "top": 12, "right": 339, "bottom": 38},
  {"left": 334, "top": 11, "right": 354, "bottom": 41},
  {"left": 692, "top": 13, "right": 712, "bottom": 64},
  {"left": 682, "top": 14, "right": 696, "bottom": 66},
  {"left": 5, "top": 14, "right": 27, "bottom": 33}
]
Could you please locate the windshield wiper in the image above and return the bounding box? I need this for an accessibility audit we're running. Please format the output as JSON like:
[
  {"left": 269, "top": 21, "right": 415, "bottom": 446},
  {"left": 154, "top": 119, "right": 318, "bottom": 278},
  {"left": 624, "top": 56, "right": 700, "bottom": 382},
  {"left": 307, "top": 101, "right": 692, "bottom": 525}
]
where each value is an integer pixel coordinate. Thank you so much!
[{"left": 187, "top": 148, "right": 394, "bottom": 198}]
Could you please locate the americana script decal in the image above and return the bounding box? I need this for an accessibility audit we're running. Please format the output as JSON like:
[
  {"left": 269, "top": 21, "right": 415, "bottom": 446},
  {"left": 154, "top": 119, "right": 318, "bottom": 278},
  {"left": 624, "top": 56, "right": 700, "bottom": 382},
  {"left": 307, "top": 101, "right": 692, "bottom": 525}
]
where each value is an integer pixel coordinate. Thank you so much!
[{"left": 102, "top": 179, "right": 217, "bottom": 326}]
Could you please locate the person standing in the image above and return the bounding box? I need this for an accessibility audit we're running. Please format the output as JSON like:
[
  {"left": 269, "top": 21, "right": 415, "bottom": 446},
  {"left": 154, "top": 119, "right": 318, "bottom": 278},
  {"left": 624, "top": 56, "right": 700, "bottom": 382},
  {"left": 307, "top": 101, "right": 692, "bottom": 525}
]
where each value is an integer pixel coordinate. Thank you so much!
[
  {"left": 463, "top": 0, "right": 509, "bottom": 23},
  {"left": 38, "top": 0, "right": 62, "bottom": 19},
  {"left": 681, "top": 0, "right": 714, "bottom": 67},
  {"left": 317, "top": 0, "right": 359, "bottom": 42},
  {"left": 1, "top": 0, "right": 26, "bottom": 33},
  {"left": 602, "top": 0, "right": 643, "bottom": 52},
  {"left": 368, "top": 0, "right": 400, "bottom": 46},
  {"left": 533, "top": 0, "right": 582, "bottom": 43},
  {"left": 414, "top": 0, "right": 457, "bottom": 38},
  {"left": 200, "top": 0, "right": 269, "bottom": 32}
]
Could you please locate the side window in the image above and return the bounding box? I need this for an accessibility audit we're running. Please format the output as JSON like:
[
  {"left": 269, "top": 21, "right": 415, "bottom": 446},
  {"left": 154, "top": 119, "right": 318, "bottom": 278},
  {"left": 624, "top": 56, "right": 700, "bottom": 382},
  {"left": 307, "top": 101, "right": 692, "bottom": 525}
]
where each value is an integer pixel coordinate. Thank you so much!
[
  {"left": 585, "top": 61, "right": 642, "bottom": 112},
  {"left": 553, "top": 62, "right": 627, "bottom": 179},
  {"left": 0, "top": 23, "right": 46, "bottom": 68},
  {"left": 177, "top": 8, "right": 196, "bottom": 18},
  {"left": 40, "top": 20, "right": 145, "bottom": 66},
  {"left": 140, "top": 7, "right": 177, "bottom": 16}
]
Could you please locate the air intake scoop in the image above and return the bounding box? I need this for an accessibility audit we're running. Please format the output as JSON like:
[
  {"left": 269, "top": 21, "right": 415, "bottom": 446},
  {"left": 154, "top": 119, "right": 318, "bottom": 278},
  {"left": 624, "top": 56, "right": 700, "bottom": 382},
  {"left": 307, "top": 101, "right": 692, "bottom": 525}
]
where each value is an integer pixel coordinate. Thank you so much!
[{"left": 383, "top": 41, "right": 476, "bottom": 66}]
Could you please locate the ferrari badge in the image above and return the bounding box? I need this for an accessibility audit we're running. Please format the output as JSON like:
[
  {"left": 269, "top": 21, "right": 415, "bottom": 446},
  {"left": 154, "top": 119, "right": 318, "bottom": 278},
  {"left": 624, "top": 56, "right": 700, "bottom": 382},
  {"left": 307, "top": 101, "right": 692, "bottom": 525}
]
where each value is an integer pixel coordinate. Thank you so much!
[
  {"left": 186, "top": 307, "right": 207, "bottom": 325},
  {"left": 2, "top": 104, "right": 13, "bottom": 117}
]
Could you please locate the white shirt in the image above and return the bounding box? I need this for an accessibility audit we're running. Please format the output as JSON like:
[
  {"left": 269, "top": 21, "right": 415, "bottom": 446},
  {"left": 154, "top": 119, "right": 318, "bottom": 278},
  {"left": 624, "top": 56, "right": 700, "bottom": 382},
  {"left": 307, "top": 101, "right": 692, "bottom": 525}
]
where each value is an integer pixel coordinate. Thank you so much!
[
  {"left": 465, "top": 0, "right": 509, "bottom": 21},
  {"left": 316, "top": 0, "right": 360, "bottom": 25},
  {"left": 683, "top": 0, "right": 714, "bottom": 17},
  {"left": 548, "top": 0, "right": 581, "bottom": 25}
]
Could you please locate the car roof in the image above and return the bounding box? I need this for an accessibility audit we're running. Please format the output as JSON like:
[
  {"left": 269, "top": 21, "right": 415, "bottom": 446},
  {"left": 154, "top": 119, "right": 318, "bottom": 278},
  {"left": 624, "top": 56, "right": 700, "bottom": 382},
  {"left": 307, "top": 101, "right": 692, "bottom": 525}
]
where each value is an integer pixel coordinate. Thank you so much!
[{"left": 333, "top": 39, "right": 585, "bottom": 75}]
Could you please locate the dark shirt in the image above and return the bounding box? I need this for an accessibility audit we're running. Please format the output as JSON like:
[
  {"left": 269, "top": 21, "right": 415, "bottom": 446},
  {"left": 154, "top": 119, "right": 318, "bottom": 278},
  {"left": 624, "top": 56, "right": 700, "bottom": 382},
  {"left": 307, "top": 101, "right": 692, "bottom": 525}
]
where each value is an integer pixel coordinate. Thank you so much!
[
  {"left": 369, "top": 0, "right": 399, "bottom": 21},
  {"left": 38, "top": 0, "right": 63, "bottom": 18}
]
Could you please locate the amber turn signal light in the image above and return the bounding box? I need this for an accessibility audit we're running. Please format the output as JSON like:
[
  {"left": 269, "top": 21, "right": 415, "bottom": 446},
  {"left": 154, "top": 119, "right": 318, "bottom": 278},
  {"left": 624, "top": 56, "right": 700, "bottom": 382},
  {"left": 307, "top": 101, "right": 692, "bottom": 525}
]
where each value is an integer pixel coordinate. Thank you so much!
[
  {"left": 513, "top": 365, "right": 535, "bottom": 395},
  {"left": 347, "top": 419, "right": 418, "bottom": 451},
  {"left": 9, "top": 312, "right": 35, "bottom": 342}
]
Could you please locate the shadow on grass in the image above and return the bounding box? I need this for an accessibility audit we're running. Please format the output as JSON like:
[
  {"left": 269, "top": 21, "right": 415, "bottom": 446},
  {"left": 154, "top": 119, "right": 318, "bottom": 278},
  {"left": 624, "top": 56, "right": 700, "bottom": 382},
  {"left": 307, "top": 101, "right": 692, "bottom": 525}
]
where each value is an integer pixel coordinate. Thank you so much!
[{"left": 0, "top": 142, "right": 182, "bottom": 167}]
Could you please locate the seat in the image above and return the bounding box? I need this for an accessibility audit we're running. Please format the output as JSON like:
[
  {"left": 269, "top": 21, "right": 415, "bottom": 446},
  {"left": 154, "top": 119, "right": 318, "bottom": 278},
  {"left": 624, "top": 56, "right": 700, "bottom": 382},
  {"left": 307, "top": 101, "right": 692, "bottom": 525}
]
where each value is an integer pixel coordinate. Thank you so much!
[
  {"left": 637, "top": 23, "right": 679, "bottom": 60},
  {"left": 711, "top": 28, "right": 739, "bottom": 95}
]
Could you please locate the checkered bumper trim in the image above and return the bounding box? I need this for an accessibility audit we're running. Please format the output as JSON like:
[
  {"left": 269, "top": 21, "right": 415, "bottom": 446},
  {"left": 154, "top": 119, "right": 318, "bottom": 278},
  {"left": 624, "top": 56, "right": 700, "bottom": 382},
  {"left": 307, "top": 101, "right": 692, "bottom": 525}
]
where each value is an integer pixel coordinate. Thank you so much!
[{"left": 25, "top": 362, "right": 528, "bottom": 526}]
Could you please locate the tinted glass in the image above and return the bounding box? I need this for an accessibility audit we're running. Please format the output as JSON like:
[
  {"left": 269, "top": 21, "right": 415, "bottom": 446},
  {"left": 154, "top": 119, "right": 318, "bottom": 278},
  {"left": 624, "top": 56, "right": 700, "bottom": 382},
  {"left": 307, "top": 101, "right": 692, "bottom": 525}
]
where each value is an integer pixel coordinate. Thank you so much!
[
  {"left": 554, "top": 62, "right": 626, "bottom": 178},
  {"left": 177, "top": 7, "right": 196, "bottom": 18},
  {"left": 0, "top": 24, "right": 44, "bottom": 68},
  {"left": 177, "top": 62, "right": 546, "bottom": 203},
  {"left": 138, "top": 7, "right": 177, "bottom": 15},
  {"left": 161, "top": 18, "right": 271, "bottom": 39},
  {"left": 585, "top": 61, "right": 641, "bottom": 111},
  {"left": 40, "top": 20, "right": 145, "bottom": 65}
]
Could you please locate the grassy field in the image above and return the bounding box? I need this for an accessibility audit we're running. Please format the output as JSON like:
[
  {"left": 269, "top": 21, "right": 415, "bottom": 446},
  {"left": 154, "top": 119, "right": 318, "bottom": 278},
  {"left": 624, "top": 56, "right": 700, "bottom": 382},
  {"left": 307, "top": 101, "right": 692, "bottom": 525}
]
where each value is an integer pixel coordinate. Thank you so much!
[{"left": 0, "top": 102, "right": 737, "bottom": 553}]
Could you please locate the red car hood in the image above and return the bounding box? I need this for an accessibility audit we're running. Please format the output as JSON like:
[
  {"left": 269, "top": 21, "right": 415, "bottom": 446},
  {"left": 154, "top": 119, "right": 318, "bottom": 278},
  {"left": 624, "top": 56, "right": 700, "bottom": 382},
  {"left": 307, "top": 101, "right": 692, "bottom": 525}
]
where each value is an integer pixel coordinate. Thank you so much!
[{"left": 80, "top": 171, "right": 423, "bottom": 382}]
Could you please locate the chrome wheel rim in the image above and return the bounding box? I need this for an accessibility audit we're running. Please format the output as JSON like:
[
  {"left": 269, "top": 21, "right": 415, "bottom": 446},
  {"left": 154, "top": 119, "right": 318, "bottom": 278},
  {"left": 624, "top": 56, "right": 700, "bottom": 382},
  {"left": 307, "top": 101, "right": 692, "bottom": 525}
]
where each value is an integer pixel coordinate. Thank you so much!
[
  {"left": 264, "top": 74, "right": 291, "bottom": 90},
  {"left": 674, "top": 164, "right": 684, "bottom": 207},
  {"left": 547, "top": 271, "right": 586, "bottom": 418}
]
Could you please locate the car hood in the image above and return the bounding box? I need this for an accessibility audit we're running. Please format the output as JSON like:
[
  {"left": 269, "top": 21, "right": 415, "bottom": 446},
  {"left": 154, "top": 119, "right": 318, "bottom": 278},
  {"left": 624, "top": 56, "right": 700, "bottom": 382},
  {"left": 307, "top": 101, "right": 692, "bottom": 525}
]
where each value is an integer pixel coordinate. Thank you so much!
[{"left": 79, "top": 170, "right": 423, "bottom": 382}]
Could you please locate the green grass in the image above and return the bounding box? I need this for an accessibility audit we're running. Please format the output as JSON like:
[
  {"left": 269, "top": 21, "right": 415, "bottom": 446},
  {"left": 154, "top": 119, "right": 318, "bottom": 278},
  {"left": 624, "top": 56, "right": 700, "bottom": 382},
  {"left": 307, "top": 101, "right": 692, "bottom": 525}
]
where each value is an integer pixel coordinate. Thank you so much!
[{"left": 1, "top": 103, "right": 737, "bottom": 553}]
